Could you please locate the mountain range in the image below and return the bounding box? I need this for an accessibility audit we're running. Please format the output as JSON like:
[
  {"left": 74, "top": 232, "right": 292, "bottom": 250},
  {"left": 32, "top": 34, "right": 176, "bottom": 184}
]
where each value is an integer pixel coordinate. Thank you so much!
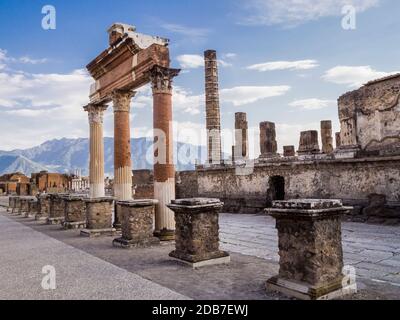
[{"left": 0, "top": 138, "right": 207, "bottom": 176}]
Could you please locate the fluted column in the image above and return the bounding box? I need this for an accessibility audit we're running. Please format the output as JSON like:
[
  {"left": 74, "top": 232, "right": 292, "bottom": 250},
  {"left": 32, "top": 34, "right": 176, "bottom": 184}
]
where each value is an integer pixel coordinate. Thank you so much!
[
  {"left": 149, "top": 65, "right": 180, "bottom": 241},
  {"left": 112, "top": 89, "right": 135, "bottom": 201},
  {"left": 84, "top": 104, "right": 107, "bottom": 198}
]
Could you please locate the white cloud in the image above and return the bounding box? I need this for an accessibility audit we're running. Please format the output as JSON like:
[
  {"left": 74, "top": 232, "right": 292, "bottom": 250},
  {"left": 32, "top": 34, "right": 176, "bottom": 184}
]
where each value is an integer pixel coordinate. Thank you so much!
[
  {"left": 322, "top": 65, "right": 399, "bottom": 87},
  {"left": 161, "top": 23, "right": 210, "bottom": 38},
  {"left": 240, "top": 0, "right": 380, "bottom": 27},
  {"left": 0, "top": 48, "right": 48, "bottom": 66},
  {"left": 221, "top": 85, "right": 291, "bottom": 106},
  {"left": 247, "top": 59, "right": 319, "bottom": 72},
  {"left": 19, "top": 56, "right": 48, "bottom": 64},
  {"left": 223, "top": 53, "right": 237, "bottom": 59},
  {"left": 289, "top": 98, "right": 336, "bottom": 110},
  {"left": 177, "top": 54, "right": 204, "bottom": 69},
  {"left": 177, "top": 54, "right": 232, "bottom": 69}
]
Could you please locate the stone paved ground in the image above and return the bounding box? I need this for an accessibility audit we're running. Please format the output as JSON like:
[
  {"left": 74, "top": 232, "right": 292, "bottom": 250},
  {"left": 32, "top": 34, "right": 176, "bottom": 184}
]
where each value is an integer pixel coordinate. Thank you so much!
[{"left": 0, "top": 196, "right": 400, "bottom": 300}]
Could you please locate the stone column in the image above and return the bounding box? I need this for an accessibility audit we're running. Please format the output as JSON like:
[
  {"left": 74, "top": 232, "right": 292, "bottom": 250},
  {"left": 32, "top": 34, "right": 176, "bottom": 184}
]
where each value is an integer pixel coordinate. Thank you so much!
[
  {"left": 204, "top": 50, "right": 222, "bottom": 165},
  {"left": 260, "top": 122, "right": 278, "bottom": 158},
  {"left": 321, "top": 120, "right": 334, "bottom": 154},
  {"left": 298, "top": 131, "right": 320, "bottom": 155},
  {"left": 84, "top": 104, "right": 108, "bottom": 198},
  {"left": 283, "top": 146, "right": 295, "bottom": 157},
  {"left": 335, "top": 132, "right": 341, "bottom": 148},
  {"left": 234, "top": 112, "right": 248, "bottom": 160},
  {"left": 149, "top": 66, "right": 180, "bottom": 241},
  {"left": 265, "top": 199, "right": 356, "bottom": 300},
  {"left": 112, "top": 90, "right": 135, "bottom": 201},
  {"left": 167, "top": 198, "right": 230, "bottom": 268},
  {"left": 113, "top": 200, "right": 160, "bottom": 248}
]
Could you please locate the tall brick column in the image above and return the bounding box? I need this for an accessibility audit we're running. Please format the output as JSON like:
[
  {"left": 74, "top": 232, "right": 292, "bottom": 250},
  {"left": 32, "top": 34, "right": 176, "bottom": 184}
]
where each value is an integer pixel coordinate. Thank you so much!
[
  {"left": 260, "top": 121, "right": 278, "bottom": 158},
  {"left": 112, "top": 89, "right": 135, "bottom": 201},
  {"left": 204, "top": 50, "right": 222, "bottom": 165},
  {"left": 84, "top": 104, "right": 107, "bottom": 198},
  {"left": 321, "top": 120, "right": 334, "bottom": 154},
  {"left": 149, "top": 65, "right": 180, "bottom": 241},
  {"left": 298, "top": 131, "right": 320, "bottom": 155}
]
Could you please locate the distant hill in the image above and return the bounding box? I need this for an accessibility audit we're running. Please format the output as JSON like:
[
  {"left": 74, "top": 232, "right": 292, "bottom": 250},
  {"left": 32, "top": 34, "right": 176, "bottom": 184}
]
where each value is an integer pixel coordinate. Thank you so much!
[{"left": 0, "top": 138, "right": 207, "bottom": 176}]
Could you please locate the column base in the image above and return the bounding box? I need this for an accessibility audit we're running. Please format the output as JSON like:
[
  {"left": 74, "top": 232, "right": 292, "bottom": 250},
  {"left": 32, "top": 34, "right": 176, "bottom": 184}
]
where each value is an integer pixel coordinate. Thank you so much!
[
  {"left": 62, "top": 221, "right": 87, "bottom": 230},
  {"left": 266, "top": 276, "right": 357, "bottom": 300},
  {"left": 80, "top": 228, "right": 117, "bottom": 238},
  {"left": 112, "top": 237, "right": 160, "bottom": 249},
  {"left": 169, "top": 251, "right": 230, "bottom": 269},
  {"left": 154, "top": 228, "right": 175, "bottom": 241},
  {"left": 35, "top": 215, "right": 48, "bottom": 221},
  {"left": 46, "top": 217, "right": 65, "bottom": 225}
]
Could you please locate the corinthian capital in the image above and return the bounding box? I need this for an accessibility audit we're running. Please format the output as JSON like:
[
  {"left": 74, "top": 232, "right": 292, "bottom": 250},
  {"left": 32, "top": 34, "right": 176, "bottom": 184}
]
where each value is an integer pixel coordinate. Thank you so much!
[
  {"left": 84, "top": 104, "right": 108, "bottom": 124},
  {"left": 111, "top": 89, "right": 136, "bottom": 112},
  {"left": 149, "top": 66, "right": 180, "bottom": 94}
]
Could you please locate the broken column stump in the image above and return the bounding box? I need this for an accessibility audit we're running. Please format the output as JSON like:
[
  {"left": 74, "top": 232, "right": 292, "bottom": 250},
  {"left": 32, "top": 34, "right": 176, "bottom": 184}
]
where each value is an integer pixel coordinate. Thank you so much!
[
  {"left": 62, "top": 195, "right": 87, "bottom": 230},
  {"left": 7, "top": 196, "right": 17, "bottom": 213},
  {"left": 298, "top": 130, "right": 320, "bottom": 155},
  {"left": 19, "top": 197, "right": 31, "bottom": 216},
  {"left": 265, "top": 199, "right": 357, "bottom": 300},
  {"left": 113, "top": 200, "right": 160, "bottom": 248},
  {"left": 81, "top": 197, "right": 116, "bottom": 237},
  {"left": 167, "top": 198, "right": 230, "bottom": 268},
  {"left": 35, "top": 194, "right": 50, "bottom": 221},
  {"left": 47, "top": 194, "right": 67, "bottom": 225},
  {"left": 12, "top": 197, "right": 21, "bottom": 214}
]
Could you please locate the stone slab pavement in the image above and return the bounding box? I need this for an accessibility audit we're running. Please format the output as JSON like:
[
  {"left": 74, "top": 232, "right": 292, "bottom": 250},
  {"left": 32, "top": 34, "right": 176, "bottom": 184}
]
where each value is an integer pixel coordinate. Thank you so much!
[
  {"left": 1, "top": 196, "right": 400, "bottom": 300},
  {"left": 0, "top": 211, "right": 187, "bottom": 300}
]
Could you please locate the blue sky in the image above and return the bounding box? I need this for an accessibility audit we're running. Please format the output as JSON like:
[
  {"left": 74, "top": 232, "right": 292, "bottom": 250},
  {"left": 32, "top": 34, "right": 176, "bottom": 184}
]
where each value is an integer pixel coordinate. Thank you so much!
[{"left": 1, "top": 0, "right": 399, "bottom": 158}]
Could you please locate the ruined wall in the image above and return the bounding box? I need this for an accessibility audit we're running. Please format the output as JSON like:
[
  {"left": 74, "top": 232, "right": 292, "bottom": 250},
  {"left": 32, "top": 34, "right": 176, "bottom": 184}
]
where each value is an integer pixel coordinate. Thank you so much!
[
  {"left": 176, "top": 170, "right": 198, "bottom": 199},
  {"left": 338, "top": 74, "right": 400, "bottom": 153},
  {"left": 190, "top": 156, "right": 400, "bottom": 224}
]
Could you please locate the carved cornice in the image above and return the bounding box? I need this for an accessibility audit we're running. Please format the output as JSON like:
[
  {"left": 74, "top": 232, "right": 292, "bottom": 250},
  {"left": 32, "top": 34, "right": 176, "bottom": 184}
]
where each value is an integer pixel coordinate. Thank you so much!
[
  {"left": 149, "top": 66, "right": 180, "bottom": 94},
  {"left": 111, "top": 89, "right": 136, "bottom": 112},
  {"left": 83, "top": 104, "right": 108, "bottom": 124}
]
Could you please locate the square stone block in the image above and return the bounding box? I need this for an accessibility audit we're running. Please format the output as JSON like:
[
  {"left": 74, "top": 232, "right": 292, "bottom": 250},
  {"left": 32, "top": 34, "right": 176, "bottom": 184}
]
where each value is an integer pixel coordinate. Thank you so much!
[
  {"left": 113, "top": 200, "right": 160, "bottom": 249},
  {"left": 265, "top": 199, "right": 356, "bottom": 300},
  {"left": 167, "top": 198, "right": 230, "bottom": 267},
  {"left": 63, "top": 195, "right": 87, "bottom": 225},
  {"left": 81, "top": 197, "right": 115, "bottom": 237},
  {"left": 35, "top": 194, "right": 51, "bottom": 221},
  {"left": 49, "top": 194, "right": 68, "bottom": 219}
]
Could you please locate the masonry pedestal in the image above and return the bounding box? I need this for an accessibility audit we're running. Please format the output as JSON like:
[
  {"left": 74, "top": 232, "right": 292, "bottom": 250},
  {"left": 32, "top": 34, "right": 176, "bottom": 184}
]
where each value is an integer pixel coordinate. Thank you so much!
[
  {"left": 81, "top": 198, "right": 116, "bottom": 237},
  {"left": 11, "top": 197, "right": 21, "bottom": 214},
  {"left": 62, "top": 196, "right": 87, "bottom": 230},
  {"left": 8, "top": 196, "right": 17, "bottom": 214},
  {"left": 113, "top": 200, "right": 160, "bottom": 248},
  {"left": 47, "top": 194, "right": 67, "bottom": 225},
  {"left": 167, "top": 198, "right": 230, "bottom": 268},
  {"left": 27, "top": 199, "right": 38, "bottom": 218},
  {"left": 35, "top": 194, "right": 50, "bottom": 221},
  {"left": 19, "top": 197, "right": 31, "bottom": 216},
  {"left": 265, "top": 199, "right": 357, "bottom": 300}
]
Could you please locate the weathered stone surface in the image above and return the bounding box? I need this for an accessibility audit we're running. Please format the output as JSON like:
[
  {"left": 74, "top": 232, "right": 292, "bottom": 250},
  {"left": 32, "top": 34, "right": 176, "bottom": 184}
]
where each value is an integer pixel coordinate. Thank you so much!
[
  {"left": 84, "top": 197, "right": 114, "bottom": 230},
  {"left": 12, "top": 197, "right": 21, "bottom": 214},
  {"left": 36, "top": 194, "right": 50, "bottom": 220},
  {"left": 298, "top": 130, "right": 320, "bottom": 155},
  {"left": 233, "top": 112, "right": 248, "bottom": 160},
  {"left": 167, "top": 198, "right": 229, "bottom": 266},
  {"left": 335, "top": 132, "right": 341, "bottom": 148},
  {"left": 27, "top": 199, "right": 38, "bottom": 218},
  {"left": 338, "top": 74, "right": 400, "bottom": 153},
  {"left": 265, "top": 200, "right": 356, "bottom": 300},
  {"left": 321, "top": 121, "right": 334, "bottom": 154},
  {"left": 283, "top": 146, "right": 295, "bottom": 157},
  {"left": 113, "top": 200, "right": 159, "bottom": 248},
  {"left": 62, "top": 196, "right": 87, "bottom": 229},
  {"left": 260, "top": 122, "right": 278, "bottom": 157}
]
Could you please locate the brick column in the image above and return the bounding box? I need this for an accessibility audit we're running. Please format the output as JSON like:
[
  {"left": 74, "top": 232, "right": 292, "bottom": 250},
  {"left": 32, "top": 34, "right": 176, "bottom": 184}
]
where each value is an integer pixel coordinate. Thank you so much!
[
  {"left": 204, "top": 50, "right": 222, "bottom": 164},
  {"left": 260, "top": 121, "right": 278, "bottom": 158},
  {"left": 112, "top": 89, "right": 135, "bottom": 201},
  {"left": 234, "top": 112, "right": 248, "bottom": 161},
  {"left": 298, "top": 130, "right": 320, "bottom": 155},
  {"left": 84, "top": 104, "right": 108, "bottom": 198},
  {"left": 149, "top": 65, "right": 180, "bottom": 241},
  {"left": 321, "top": 120, "right": 334, "bottom": 154}
]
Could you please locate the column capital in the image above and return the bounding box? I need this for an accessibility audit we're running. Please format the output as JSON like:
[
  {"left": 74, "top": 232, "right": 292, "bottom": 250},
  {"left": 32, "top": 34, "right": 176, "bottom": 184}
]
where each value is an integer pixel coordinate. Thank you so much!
[
  {"left": 84, "top": 103, "right": 108, "bottom": 124},
  {"left": 149, "top": 66, "right": 180, "bottom": 94},
  {"left": 111, "top": 89, "right": 136, "bottom": 112}
]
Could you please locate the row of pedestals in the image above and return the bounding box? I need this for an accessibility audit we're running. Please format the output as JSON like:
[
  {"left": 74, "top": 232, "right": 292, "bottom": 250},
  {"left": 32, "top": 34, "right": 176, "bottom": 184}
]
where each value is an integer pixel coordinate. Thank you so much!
[{"left": 6, "top": 195, "right": 357, "bottom": 300}]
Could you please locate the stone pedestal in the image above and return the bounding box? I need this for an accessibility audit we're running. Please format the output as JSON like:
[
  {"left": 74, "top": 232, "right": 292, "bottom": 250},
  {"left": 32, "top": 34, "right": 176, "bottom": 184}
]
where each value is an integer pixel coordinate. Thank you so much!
[
  {"left": 265, "top": 199, "right": 357, "bottom": 300},
  {"left": 47, "top": 194, "right": 67, "bottom": 225},
  {"left": 113, "top": 200, "right": 160, "bottom": 248},
  {"left": 35, "top": 194, "right": 50, "bottom": 221},
  {"left": 283, "top": 146, "right": 295, "bottom": 157},
  {"left": 27, "top": 199, "right": 38, "bottom": 218},
  {"left": 7, "top": 196, "right": 17, "bottom": 213},
  {"left": 81, "top": 198, "right": 116, "bottom": 237},
  {"left": 62, "top": 196, "right": 87, "bottom": 230},
  {"left": 12, "top": 197, "right": 21, "bottom": 214},
  {"left": 298, "top": 131, "right": 320, "bottom": 155},
  {"left": 167, "top": 198, "right": 230, "bottom": 268},
  {"left": 19, "top": 198, "right": 31, "bottom": 216}
]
